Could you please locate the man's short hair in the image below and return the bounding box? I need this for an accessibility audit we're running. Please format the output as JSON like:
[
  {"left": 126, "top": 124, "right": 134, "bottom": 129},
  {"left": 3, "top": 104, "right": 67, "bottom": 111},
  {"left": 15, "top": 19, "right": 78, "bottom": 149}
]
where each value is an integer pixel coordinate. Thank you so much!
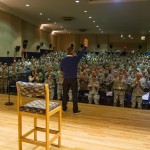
[{"left": 67, "top": 47, "right": 74, "bottom": 55}]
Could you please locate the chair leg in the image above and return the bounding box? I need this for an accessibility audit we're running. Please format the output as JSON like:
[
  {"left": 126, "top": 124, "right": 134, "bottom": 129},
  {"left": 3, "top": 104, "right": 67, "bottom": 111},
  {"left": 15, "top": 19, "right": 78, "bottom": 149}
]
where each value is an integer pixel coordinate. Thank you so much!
[
  {"left": 18, "top": 114, "right": 22, "bottom": 150},
  {"left": 58, "top": 109, "right": 62, "bottom": 147},
  {"left": 34, "top": 118, "right": 37, "bottom": 141},
  {"left": 46, "top": 117, "right": 50, "bottom": 150}
]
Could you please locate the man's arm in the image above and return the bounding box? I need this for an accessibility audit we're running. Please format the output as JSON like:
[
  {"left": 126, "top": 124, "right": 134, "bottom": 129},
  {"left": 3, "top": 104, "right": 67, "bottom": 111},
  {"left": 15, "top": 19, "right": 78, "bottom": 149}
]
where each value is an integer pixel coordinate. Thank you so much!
[{"left": 76, "top": 38, "right": 88, "bottom": 60}]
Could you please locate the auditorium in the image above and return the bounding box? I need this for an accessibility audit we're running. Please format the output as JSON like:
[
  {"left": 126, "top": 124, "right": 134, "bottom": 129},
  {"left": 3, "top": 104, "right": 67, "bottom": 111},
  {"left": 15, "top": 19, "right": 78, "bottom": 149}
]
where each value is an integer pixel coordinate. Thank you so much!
[{"left": 0, "top": 0, "right": 150, "bottom": 150}]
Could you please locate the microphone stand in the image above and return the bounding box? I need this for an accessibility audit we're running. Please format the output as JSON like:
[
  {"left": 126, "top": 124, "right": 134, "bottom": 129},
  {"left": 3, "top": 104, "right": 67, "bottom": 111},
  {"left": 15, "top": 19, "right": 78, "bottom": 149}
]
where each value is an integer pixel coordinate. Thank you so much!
[{"left": 5, "top": 51, "right": 14, "bottom": 106}]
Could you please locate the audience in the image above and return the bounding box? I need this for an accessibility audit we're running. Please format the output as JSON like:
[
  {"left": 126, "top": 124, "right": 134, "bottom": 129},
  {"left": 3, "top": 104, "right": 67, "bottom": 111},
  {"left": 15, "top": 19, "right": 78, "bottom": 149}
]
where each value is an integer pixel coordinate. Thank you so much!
[{"left": 0, "top": 51, "right": 150, "bottom": 109}]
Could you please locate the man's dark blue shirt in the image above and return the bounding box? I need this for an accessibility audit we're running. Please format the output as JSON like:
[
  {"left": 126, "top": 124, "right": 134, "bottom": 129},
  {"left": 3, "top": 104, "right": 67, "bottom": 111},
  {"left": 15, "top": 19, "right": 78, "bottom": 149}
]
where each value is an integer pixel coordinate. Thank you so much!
[{"left": 60, "top": 46, "right": 87, "bottom": 79}]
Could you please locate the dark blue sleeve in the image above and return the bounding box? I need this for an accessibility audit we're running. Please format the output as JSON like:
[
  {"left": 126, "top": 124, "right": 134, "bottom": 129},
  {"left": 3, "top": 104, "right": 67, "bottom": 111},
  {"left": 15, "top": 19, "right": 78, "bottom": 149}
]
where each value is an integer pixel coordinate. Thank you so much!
[
  {"left": 60, "top": 60, "right": 63, "bottom": 71},
  {"left": 76, "top": 46, "right": 87, "bottom": 61}
]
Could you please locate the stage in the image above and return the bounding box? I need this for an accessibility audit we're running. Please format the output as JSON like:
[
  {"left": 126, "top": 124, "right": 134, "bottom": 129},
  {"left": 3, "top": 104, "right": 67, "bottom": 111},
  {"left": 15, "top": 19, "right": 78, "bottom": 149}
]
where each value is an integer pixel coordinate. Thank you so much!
[{"left": 0, "top": 94, "right": 150, "bottom": 150}]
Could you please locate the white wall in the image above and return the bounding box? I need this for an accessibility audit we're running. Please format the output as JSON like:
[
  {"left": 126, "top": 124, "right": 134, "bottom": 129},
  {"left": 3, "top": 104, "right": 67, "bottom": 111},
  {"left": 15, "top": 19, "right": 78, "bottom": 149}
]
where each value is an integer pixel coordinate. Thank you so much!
[
  {"left": 0, "top": 10, "right": 22, "bottom": 57},
  {"left": 0, "top": 10, "right": 51, "bottom": 57}
]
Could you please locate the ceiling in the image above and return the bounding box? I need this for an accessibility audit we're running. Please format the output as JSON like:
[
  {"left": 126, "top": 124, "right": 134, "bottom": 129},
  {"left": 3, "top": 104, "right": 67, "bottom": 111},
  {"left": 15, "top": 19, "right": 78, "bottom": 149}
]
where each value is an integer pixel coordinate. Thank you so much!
[{"left": 0, "top": 0, "right": 150, "bottom": 35}]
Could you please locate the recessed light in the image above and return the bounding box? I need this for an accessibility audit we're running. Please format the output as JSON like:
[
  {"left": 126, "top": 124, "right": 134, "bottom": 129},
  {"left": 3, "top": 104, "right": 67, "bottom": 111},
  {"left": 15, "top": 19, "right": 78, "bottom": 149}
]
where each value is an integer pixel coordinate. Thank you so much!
[
  {"left": 48, "top": 18, "right": 51, "bottom": 21},
  {"left": 93, "top": 21, "right": 95, "bottom": 23},
  {"left": 89, "top": 16, "right": 92, "bottom": 19},
  {"left": 99, "top": 28, "right": 101, "bottom": 30},
  {"left": 128, "top": 35, "right": 131, "bottom": 38},
  {"left": 26, "top": 4, "right": 29, "bottom": 7},
  {"left": 84, "top": 11, "right": 87, "bottom": 13},
  {"left": 75, "top": 0, "right": 80, "bottom": 3},
  {"left": 121, "top": 34, "right": 123, "bottom": 38},
  {"left": 40, "top": 13, "right": 43, "bottom": 16},
  {"left": 141, "top": 36, "right": 145, "bottom": 40},
  {"left": 96, "top": 25, "right": 99, "bottom": 28}
]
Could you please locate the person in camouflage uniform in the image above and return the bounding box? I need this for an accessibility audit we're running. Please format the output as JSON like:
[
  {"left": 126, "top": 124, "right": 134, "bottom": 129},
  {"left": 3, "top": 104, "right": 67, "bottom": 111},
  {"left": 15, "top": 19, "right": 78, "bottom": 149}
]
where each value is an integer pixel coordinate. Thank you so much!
[
  {"left": 78, "top": 73, "right": 89, "bottom": 101},
  {"left": 44, "top": 74, "right": 55, "bottom": 100},
  {"left": 101, "top": 70, "right": 112, "bottom": 92},
  {"left": 88, "top": 75, "right": 100, "bottom": 104},
  {"left": 57, "top": 72, "right": 63, "bottom": 100},
  {"left": 113, "top": 73, "right": 127, "bottom": 107},
  {"left": 124, "top": 71, "right": 133, "bottom": 100},
  {"left": 1, "top": 64, "right": 8, "bottom": 93},
  {"left": 37, "top": 68, "right": 44, "bottom": 83},
  {"left": 131, "top": 73, "right": 145, "bottom": 109}
]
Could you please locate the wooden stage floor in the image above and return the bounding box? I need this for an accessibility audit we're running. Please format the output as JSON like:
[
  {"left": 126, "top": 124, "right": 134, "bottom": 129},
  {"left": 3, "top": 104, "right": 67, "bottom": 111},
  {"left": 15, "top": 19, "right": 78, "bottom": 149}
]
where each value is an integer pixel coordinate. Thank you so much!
[{"left": 0, "top": 94, "right": 150, "bottom": 150}]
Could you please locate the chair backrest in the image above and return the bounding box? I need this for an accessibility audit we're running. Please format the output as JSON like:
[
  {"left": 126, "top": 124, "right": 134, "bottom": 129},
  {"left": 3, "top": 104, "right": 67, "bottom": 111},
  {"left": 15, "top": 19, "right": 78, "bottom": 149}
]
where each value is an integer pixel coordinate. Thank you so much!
[
  {"left": 16, "top": 81, "right": 48, "bottom": 98},
  {"left": 16, "top": 81, "right": 50, "bottom": 113}
]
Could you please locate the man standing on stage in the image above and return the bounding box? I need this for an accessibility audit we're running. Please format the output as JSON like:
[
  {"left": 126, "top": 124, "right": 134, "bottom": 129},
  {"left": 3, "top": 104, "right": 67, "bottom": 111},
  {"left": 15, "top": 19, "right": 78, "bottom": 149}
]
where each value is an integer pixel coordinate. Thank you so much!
[{"left": 60, "top": 38, "right": 88, "bottom": 113}]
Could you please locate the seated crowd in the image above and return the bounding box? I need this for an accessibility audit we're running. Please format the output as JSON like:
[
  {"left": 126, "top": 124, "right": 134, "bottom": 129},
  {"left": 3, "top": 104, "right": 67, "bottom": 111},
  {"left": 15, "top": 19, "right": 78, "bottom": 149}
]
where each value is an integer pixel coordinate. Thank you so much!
[{"left": 0, "top": 51, "right": 150, "bottom": 109}]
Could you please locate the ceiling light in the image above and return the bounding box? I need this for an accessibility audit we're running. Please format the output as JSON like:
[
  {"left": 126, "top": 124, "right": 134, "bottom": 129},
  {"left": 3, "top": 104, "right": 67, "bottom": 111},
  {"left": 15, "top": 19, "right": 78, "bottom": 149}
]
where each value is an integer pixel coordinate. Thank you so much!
[
  {"left": 96, "top": 25, "right": 99, "bottom": 27},
  {"left": 99, "top": 28, "right": 101, "bottom": 30},
  {"left": 84, "top": 11, "right": 87, "bottom": 13},
  {"left": 128, "top": 35, "right": 131, "bottom": 38},
  {"left": 60, "top": 26, "right": 63, "bottom": 29},
  {"left": 121, "top": 34, "right": 123, "bottom": 38},
  {"left": 48, "top": 18, "right": 51, "bottom": 21},
  {"left": 75, "top": 0, "right": 80, "bottom": 3},
  {"left": 26, "top": 4, "right": 29, "bottom": 7},
  {"left": 40, "top": 13, "right": 43, "bottom": 16},
  {"left": 141, "top": 36, "right": 145, "bottom": 40},
  {"left": 93, "top": 21, "right": 95, "bottom": 23},
  {"left": 89, "top": 16, "right": 92, "bottom": 19}
]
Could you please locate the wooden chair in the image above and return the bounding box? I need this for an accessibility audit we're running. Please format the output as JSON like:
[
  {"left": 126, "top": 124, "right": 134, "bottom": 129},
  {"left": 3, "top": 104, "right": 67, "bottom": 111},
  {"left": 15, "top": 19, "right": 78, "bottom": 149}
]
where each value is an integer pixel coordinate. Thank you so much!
[{"left": 16, "top": 81, "right": 62, "bottom": 150}]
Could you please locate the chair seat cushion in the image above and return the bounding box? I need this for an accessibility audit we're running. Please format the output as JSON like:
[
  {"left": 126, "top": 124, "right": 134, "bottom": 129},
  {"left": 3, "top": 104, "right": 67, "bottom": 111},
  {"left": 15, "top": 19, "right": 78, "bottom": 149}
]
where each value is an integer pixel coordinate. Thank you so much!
[{"left": 20, "top": 100, "right": 60, "bottom": 114}]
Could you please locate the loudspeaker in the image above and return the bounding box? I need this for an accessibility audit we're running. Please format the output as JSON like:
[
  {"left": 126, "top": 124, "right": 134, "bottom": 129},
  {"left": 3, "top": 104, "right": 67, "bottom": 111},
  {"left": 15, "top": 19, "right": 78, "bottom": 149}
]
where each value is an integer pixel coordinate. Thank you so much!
[
  {"left": 49, "top": 44, "right": 52, "bottom": 49},
  {"left": 23, "top": 40, "right": 28, "bottom": 44},
  {"left": 23, "top": 43, "right": 27, "bottom": 49},
  {"left": 71, "top": 44, "right": 74, "bottom": 48},
  {"left": 110, "top": 44, "right": 113, "bottom": 49},
  {"left": 81, "top": 44, "right": 83, "bottom": 48},
  {"left": 15, "top": 46, "right": 20, "bottom": 52},
  {"left": 36, "top": 45, "right": 40, "bottom": 50},
  {"left": 23, "top": 40, "right": 28, "bottom": 49},
  {"left": 97, "top": 44, "right": 100, "bottom": 48},
  {"left": 139, "top": 45, "right": 142, "bottom": 49}
]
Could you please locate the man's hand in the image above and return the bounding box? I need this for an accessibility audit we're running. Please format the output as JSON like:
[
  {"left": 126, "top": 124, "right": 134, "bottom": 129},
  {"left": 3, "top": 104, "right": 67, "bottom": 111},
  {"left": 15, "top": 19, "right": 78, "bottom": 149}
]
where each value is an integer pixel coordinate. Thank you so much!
[{"left": 84, "top": 38, "right": 88, "bottom": 46}]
